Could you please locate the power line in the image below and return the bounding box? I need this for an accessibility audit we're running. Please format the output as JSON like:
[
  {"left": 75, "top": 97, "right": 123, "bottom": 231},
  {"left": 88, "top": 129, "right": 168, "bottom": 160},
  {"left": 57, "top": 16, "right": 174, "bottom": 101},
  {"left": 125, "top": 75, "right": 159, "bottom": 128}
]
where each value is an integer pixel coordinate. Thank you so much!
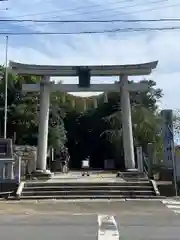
[
  {"left": 93, "top": 3, "right": 180, "bottom": 20},
  {"left": 42, "top": 0, "right": 165, "bottom": 19},
  {"left": 57, "top": 0, "right": 166, "bottom": 18},
  {"left": 5, "top": 0, "right": 176, "bottom": 34},
  {"left": 1, "top": 18, "right": 180, "bottom": 23},
  {"left": 5, "top": 0, "right": 179, "bottom": 33},
  {"left": 0, "top": 26, "right": 179, "bottom": 35},
  {"left": 0, "top": 0, "right": 139, "bottom": 30},
  {"left": 0, "top": 0, "right": 8, "bottom": 10},
  {"left": 4, "top": 1, "right": 137, "bottom": 35},
  {"left": 7, "top": 0, "right": 135, "bottom": 19},
  {"left": 6, "top": 0, "right": 167, "bottom": 24},
  {"left": 26, "top": 0, "right": 175, "bottom": 22},
  {"left": 0, "top": 3, "right": 8, "bottom": 10}
]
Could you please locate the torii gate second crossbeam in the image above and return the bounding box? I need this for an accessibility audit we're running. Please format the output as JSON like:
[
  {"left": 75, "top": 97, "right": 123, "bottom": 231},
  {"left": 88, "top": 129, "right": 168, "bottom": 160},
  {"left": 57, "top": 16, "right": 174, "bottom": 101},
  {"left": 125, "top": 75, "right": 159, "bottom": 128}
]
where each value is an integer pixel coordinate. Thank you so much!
[{"left": 9, "top": 61, "right": 158, "bottom": 177}]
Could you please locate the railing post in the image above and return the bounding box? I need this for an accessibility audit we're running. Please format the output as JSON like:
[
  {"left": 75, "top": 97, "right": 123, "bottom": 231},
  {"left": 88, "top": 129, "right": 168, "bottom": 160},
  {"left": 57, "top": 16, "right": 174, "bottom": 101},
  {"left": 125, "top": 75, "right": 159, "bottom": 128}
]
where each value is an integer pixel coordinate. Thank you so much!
[
  {"left": 7, "top": 162, "right": 14, "bottom": 180},
  {"left": 147, "top": 143, "right": 154, "bottom": 179},
  {"left": 136, "top": 146, "right": 143, "bottom": 173},
  {"left": 15, "top": 156, "right": 21, "bottom": 184},
  {"left": 1, "top": 164, "right": 5, "bottom": 180}
]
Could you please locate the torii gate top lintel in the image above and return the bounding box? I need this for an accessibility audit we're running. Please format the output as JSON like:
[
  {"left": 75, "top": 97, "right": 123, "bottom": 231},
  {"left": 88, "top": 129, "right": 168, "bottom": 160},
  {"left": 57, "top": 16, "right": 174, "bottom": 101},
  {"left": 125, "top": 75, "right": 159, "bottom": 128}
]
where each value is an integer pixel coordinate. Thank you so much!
[{"left": 9, "top": 60, "right": 158, "bottom": 76}]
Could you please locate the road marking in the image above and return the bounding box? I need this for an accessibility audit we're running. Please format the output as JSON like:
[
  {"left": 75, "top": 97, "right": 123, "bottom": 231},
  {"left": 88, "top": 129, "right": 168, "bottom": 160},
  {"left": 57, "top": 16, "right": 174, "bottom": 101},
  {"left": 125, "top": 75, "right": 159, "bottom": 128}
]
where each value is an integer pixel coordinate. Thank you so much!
[
  {"left": 162, "top": 199, "right": 180, "bottom": 215},
  {"left": 173, "top": 210, "right": 180, "bottom": 214},
  {"left": 97, "top": 214, "right": 119, "bottom": 239},
  {"left": 98, "top": 214, "right": 116, "bottom": 226},
  {"left": 166, "top": 205, "right": 180, "bottom": 209},
  {"left": 162, "top": 200, "right": 180, "bottom": 205}
]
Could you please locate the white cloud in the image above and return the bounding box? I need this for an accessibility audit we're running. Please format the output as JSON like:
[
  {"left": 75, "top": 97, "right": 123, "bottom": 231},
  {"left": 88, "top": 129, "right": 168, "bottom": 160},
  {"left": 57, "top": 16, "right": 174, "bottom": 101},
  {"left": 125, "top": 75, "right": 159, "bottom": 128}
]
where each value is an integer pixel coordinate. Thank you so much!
[{"left": 0, "top": 0, "right": 180, "bottom": 108}]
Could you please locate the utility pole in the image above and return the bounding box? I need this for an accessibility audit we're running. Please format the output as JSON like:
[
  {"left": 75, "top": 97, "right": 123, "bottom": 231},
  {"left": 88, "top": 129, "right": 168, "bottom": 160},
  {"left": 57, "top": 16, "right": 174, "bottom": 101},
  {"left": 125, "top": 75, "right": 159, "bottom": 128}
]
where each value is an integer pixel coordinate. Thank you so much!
[
  {"left": 0, "top": 0, "right": 8, "bottom": 138},
  {"left": 170, "top": 134, "right": 178, "bottom": 197},
  {"left": 4, "top": 35, "right": 8, "bottom": 138}
]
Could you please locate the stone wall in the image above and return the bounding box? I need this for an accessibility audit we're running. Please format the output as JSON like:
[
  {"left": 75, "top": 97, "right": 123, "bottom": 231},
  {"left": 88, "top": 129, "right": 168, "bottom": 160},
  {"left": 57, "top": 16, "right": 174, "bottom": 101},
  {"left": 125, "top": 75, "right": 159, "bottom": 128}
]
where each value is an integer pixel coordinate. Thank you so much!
[{"left": 13, "top": 145, "right": 37, "bottom": 177}]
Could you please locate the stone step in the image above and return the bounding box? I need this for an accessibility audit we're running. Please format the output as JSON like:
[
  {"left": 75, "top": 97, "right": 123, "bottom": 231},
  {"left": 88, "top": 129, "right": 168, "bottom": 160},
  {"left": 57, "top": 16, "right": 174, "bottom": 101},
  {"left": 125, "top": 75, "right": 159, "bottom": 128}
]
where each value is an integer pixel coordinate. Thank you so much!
[
  {"left": 20, "top": 177, "right": 157, "bottom": 200},
  {"left": 125, "top": 178, "right": 149, "bottom": 181},
  {"left": 19, "top": 195, "right": 160, "bottom": 200},
  {"left": 122, "top": 175, "right": 147, "bottom": 179},
  {"left": 120, "top": 171, "right": 146, "bottom": 174},
  {"left": 119, "top": 172, "right": 147, "bottom": 179},
  {"left": 25, "top": 181, "right": 151, "bottom": 188},
  {"left": 23, "top": 185, "right": 153, "bottom": 191},
  {"left": 22, "top": 190, "right": 155, "bottom": 196},
  {"left": 122, "top": 173, "right": 146, "bottom": 177}
]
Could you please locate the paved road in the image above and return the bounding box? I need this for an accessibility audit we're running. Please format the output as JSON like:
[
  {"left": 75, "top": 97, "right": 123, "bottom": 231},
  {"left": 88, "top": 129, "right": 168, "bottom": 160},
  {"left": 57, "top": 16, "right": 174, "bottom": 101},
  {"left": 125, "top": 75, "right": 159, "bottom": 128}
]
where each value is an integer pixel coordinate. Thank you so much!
[{"left": 0, "top": 200, "right": 179, "bottom": 239}]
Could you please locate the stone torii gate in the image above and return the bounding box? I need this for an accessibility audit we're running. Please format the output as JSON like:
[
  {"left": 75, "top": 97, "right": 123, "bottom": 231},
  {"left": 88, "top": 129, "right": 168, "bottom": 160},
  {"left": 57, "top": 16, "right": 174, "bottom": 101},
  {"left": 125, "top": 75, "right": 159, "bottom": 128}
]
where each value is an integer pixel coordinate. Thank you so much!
[{"left": 9, "top": 61, "right": 158, "bottom": 177}]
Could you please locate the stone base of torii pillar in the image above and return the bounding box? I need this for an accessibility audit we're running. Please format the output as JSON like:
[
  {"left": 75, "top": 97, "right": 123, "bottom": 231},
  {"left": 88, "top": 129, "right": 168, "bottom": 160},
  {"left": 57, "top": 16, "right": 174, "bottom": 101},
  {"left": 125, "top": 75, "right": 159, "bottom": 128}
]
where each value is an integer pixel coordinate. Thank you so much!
[{"left": 31, "top": 169, "right": 52, "bottom": 179}]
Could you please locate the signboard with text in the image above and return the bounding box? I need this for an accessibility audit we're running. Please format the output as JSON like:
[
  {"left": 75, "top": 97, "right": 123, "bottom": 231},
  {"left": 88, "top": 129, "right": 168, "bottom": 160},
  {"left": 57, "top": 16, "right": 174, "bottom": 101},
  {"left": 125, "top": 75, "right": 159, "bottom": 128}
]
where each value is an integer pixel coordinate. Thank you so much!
[{"left": 161, "top": 110, "right": 174, "bottom": 168}]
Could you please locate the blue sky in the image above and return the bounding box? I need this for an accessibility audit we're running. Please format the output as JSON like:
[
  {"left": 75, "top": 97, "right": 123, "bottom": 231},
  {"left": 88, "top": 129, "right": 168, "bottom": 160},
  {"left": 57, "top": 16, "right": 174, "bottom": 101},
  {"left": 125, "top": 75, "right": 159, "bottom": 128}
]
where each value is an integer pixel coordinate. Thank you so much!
[{"left": 0, "top": 0, "right": 180, "bottom": 109}]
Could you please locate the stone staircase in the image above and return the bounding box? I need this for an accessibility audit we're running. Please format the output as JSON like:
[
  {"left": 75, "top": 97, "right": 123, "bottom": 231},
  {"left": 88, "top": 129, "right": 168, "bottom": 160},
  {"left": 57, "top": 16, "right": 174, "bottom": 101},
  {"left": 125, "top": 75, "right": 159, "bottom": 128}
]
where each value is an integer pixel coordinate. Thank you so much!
[
  {"left": 18, "top": 173, "right": 159, "bottom": 200},
  {"left": 117, "top": 171, "right": 148, "bottom": 181}
]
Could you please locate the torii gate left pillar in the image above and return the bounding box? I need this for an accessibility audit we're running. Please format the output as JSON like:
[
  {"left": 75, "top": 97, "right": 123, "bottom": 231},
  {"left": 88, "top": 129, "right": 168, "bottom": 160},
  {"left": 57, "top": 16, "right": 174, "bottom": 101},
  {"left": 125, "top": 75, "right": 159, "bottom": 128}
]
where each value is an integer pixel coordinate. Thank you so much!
[
  {"left": 120, "top": 74, "right": 135, "bottom": 169},
  {"left": 36, "top": 76, "right": 51, "bottom": 174}
]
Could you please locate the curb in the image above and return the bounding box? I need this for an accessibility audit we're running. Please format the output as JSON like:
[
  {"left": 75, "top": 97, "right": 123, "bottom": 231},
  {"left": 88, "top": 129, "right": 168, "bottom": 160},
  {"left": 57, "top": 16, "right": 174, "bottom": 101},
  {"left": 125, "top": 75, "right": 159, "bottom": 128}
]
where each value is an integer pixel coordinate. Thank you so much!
[
  {"left": 0, "top": 198, "right": 173, "bottom": 203},
  {"left": 16, "top": 181, "right": 25, "bottom": 198},
  {"left": 150, "top": 179, "right": 160, "bottom": 196}
]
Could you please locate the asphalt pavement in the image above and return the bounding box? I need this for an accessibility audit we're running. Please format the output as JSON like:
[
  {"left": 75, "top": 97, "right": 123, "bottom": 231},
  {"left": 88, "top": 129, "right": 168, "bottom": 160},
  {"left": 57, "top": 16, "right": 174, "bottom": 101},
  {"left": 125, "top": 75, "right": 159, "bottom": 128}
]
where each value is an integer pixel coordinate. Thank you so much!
[{"left": 0, "top": 200, "right": 179, "bottom": 240}]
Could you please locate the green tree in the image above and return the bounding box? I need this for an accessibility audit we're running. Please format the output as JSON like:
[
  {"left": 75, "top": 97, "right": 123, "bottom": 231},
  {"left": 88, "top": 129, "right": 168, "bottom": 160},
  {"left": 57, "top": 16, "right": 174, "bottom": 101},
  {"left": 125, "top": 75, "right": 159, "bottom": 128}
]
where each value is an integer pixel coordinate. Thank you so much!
[
  {"left": 0, "top": 69, "right": 67, "bottom": 149},
  {"left": 65, "top": 79, "right": 163, "bottom": 168}
]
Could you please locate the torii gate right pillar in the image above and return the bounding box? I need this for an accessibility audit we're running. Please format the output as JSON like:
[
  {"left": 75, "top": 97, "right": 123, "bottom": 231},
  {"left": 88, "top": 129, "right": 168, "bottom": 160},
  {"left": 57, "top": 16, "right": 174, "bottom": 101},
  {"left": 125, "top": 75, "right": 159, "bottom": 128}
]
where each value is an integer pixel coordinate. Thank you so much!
[{"left": 120, "top": 74, "right": 135, "bottom": 169}]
